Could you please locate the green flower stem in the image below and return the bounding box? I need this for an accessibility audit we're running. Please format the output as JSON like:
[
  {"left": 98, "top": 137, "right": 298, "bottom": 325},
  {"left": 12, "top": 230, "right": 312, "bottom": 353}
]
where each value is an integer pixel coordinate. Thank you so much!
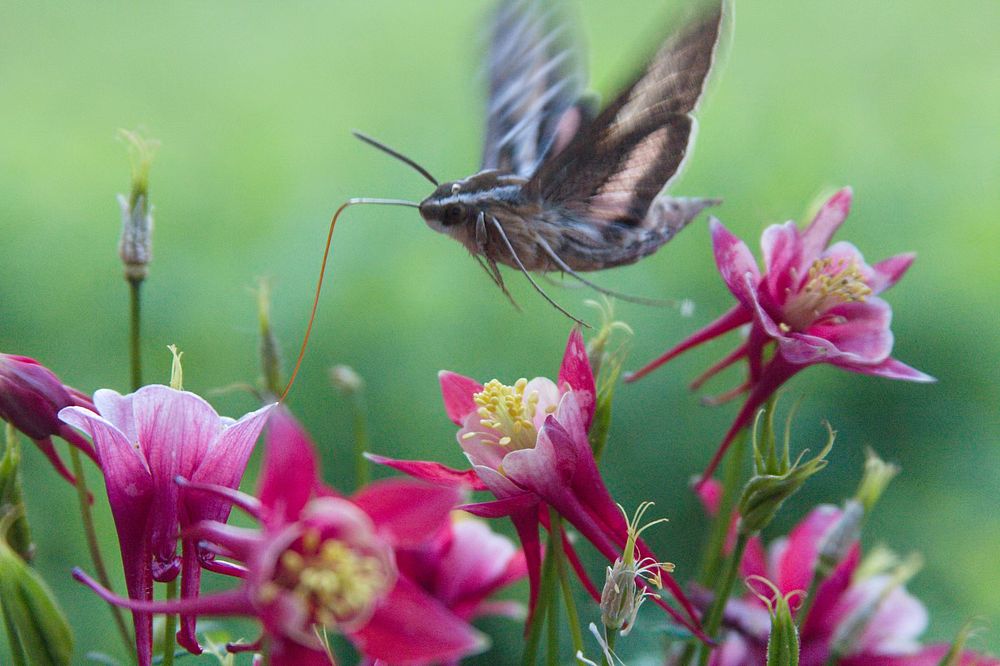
[
  {"left": 602, "top": 631, "right": 618, "bottom": 666},
  {"left": 546, "top": 579, "right": 559, "bottom": 666},
  {"left": 795, "top": 573, "right": 823, "bottom": 628},
  {"left": 162, "top": 578, "right": 177, "bottom": 666},
  {"left": 523, "top": 543, "right": 558, "bottom": 666},
  {"left": 549, "top": 510, "right": 584, "bottom": 657},
  {"left": 350, "top": 393, "right": 369, "bottom": 491},
  {"left": 69, "top": 446, "right": 133, "bottom": 658},
  {"left": 698, "top": 429, "right": 747, "bottom": 585},
  {"left": 697, "top": 531, "right": 750, "bottom": 666},
  {"left": 128, "top": 278, "right": 143, "bottom": 391}
]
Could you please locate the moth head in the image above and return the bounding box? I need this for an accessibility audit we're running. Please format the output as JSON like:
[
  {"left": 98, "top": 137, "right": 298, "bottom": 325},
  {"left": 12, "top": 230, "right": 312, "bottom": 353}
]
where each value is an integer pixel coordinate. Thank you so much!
[{"left": 419, "top": 181, "right": 476, "bottom": 233}]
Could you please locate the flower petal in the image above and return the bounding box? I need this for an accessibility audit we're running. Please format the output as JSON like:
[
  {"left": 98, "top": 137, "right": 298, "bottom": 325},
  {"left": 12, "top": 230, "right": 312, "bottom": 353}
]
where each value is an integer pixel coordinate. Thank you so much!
[
  {"left": 783, "top": 298, "right": 894, "bottom": 366},
  {"left": 365, "top": 453, "right": 488, "bottom": 491},
  {"left": 834, "top": 357, "right": 935, "bottom": 383},
  {"left": 351, "top": 575, "right": 488, "bottom": 664},
  {"left": 255, "top": 406, "right": 317, "bottom": 522},
  {"left": 557, "top": 329, "right": 596, "bottom": 425},
  {"left": 869, "top": 253, "right": 916, "bottom": 295},
  {"left": 774, "top": 505, "right": 842, "bottom": 595},
  {"left": 433, "top": 519, "right": 520, "bottom": 614},
  {"left": 760, "top": 221, "right": 805, "bottom": 302},
  {"left": 191, "top": 402, "right": 274, "bottom": 524},
  {"left": 711, "top": 218, "right": 761, "bottom": 310},
  {"left": 439, "top": 371, "right": 484, "bottom": 426},
  {"left": 352, "top": 478, "right": 462, "bottom": 548},
  {"left": 801, "top": 187, "right": 853, "bottom": 259}
]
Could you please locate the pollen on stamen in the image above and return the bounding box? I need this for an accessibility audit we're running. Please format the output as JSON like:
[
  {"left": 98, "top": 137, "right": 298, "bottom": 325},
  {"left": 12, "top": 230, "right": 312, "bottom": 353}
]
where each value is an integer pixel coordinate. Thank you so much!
[{"left": 469, "top": 378, "right": 541, "bottom": 450}]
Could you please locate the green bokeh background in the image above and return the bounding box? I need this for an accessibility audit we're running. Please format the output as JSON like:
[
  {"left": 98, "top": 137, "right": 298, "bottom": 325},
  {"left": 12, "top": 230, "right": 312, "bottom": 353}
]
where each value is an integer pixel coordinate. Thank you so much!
[{"left": 1, "top": 1, "right": 998, "bottom": 663}]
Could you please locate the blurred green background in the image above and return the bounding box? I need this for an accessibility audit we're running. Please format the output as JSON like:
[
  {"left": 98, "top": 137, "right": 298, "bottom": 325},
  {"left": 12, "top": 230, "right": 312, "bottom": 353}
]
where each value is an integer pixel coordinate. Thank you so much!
[{"left": 1, "top": 1, "right": 998, "bottom": 662}]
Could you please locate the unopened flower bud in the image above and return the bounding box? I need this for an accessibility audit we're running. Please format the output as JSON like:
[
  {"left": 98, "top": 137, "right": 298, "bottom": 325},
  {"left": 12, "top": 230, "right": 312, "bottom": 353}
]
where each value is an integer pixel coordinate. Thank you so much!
[
  {"left": 745, "top": 577, "right": 800, "bottom": 666},
  {"left": 854, "top": 448, "right": 899, "bottom": 513},
  {"left": 117, "top": 129, "right": 159, "bottom": 282},
  {"left": 330, "top": 365, "right": 364, "bottom": 395},
  {"left": 1, "top": 425, "right": 33, "bottom": 560},
  {"left": 738, "top": 405, "right": 834, "bottom": 535},
  {"left": 583, "top": 299, "right": 632, "bottom": 459},
  {"left": 255, "top": 279, "right": 283, "bottom": 397},
  {"left": 0, "top": 508, "right": 73, "bottom": 665}
]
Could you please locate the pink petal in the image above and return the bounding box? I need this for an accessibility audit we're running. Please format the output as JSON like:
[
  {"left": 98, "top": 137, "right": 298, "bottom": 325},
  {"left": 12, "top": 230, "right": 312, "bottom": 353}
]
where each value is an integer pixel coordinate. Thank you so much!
[
  {"left": 801, "top": 544, "right": 860, "bottom": 641},
  {"left": 626, "top": 305, "right": 751, "bottom": 383},
  {"left": 364, "top": 453, "right": 488, "bottom": 491},
  {"left": 433, "top": 519, "right": 519, "bottom": 613},
  {"left": 834, "top": 357, "right": 936, "bottom": 383},
  {"left": 458, "top": 493, "right": 538, "bottom": 519},
  {"left": 760, "top": 221, "right": 805, "bottom": 303},
  {"left": 502, "top": 418, "right": 579, "bottom": 492},
  {"left": 439, "top": 371, "right": 483, "bottom": 425},
  {"left": 557, "top": 329, "right": 596, "bottom": 426},
  {"left": 784, "top": 298, "right": 894, "bottom": 366},
  {"left": 775, "top": 505, "right": 842, "bottom": 595},
  {"left": 256, "top": 406, "right": 317, "bottom": 521},
  {"left": 268, "top": 640, "right": 335, "bottom": 666},
  {"left": 869, "top": 253, "right": 916, "bottom": 295},
  {"left": 839, "top": 647, "right": 1000, "bottom": 666},
  {"left": 191, "top": 402, "right": 274, "bottom": 524},
  {"left": 801, "top": 187, "right": 853, "bottom": 259},
  {"left": 351, "top": 576, "right": 487, "bottom": 664},
  {"left": 132, "top": 386, "right": 223, "bottom": 569},
  {"left": 695, "top": 477, "right": 724, "bottom": 516},
  {"left": 352, "top": 478, "right": 461, "bottom": 548},
  {"left": 841, "top": 576, "right": 927, "bottom": 655},
  {"left": 711, "top": 218, "right": 761, "bottom": 310},
  {"left": 739, "top": 536, "right": 768, "bottom": 581},
  {"left": 91, "top": 388, "right": 138, "bottom": 443}
]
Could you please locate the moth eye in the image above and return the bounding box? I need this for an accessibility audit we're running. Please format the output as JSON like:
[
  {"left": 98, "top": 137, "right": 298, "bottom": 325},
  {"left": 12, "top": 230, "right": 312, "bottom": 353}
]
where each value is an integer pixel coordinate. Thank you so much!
[{"left": 441, "top": 204, "right": 465, "bottom": 226}]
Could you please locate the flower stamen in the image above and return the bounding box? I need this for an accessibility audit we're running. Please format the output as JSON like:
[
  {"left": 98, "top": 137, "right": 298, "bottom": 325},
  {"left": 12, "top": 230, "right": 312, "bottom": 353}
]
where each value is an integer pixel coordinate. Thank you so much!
[
  {"left": 783, "top": 257, "right": 872, "bottom": 330},
  {"left": 472, "top": 378, "right": 540, "bottom": 450}
]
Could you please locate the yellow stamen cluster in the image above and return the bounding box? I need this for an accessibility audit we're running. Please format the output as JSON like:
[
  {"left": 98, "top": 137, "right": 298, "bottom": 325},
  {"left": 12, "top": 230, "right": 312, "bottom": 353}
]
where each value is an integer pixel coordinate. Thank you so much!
[
  {"left": 783, "top": 257, "right": 872, "bottom": 331},
  {"left": 267, "top": 529, "right": 391, "bottom": 629},
  {"left": 470, "top": 378, "right": 540, "bottom": 450}
]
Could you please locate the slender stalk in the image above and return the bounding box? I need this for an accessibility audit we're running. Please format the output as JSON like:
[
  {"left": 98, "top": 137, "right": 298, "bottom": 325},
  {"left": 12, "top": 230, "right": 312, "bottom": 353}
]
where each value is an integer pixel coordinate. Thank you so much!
[
  {"left": 795, "top": 574, "right": 823, "bottom": 628},
  {"left": 350, "top": 393, "right": 369, "bottom": 490},
  {"left": 549, "top": 510, "right": 584, "bottom": 656},
  {"left": 128, "top": 278, "right": 143, "bottom": 390},
  {"left": 602, "top": 631, "right": 618, "bottom": 666},
  {"left": 546, "top": 578, "right": 559, "bottom": 666},
  {"left": 69, "top": 446, "right": 133, "bottom": 656},
  {"left": 698, "top": 430, "right": 747, "bottom": 584},
  {"left": 1, "top": 602, "right": 27, "bottom": 666},
  {"left": 697, "top": 532, "right": 750, "bottom": 666},
  {"left": 523, "top": 544, "right": 558, "bottom": 666},
  {"left": 161, "top": 578, "right": 177, "bottom": 666}
]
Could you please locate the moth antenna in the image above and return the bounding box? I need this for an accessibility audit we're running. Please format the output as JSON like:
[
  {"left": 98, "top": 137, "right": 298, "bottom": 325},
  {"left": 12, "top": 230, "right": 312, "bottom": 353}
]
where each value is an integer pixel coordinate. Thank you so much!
[
  {"left": 352, "top": 130, "right": 440, "bottom": 186},
  {"left": 280, "top": 197, "right": 419, "bottom": 402},
  {"left": 534, "top": 235, "right": 679, "bottom": 308},
  {"left": 489, "top": 216, "right": 590, "bottom": 328}
]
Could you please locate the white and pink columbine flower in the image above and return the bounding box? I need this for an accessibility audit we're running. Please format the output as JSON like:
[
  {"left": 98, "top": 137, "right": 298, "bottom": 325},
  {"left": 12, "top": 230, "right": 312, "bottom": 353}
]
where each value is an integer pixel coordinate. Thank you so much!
[{"left": 628, "top": 188, "right": 934, "bottom": 484}]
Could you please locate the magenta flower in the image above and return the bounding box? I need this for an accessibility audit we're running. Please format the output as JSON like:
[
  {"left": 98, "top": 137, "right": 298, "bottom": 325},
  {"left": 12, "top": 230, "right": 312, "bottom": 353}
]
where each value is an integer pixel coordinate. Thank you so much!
[
  {"left": 628, "top": 189, "right": 934, "bottom": 483},
  {"left": 705, "top": 506, "right": 998, "bottom": 665},
  {"left": 60, "top": 386, "right": 273, "bottom": 666},
  {"left": 74, "top": 405, "right": 488, "bottom": 666},
  {"left": 0, "top": 353, "right": 99, "bottom": 485},
  {"left": 368, "top": 330, "right": 704, "bottom": 638}
]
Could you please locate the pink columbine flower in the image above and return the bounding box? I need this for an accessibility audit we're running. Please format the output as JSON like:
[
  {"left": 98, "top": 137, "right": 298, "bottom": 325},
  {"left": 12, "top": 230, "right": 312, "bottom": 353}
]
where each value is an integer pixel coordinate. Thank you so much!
[
  {"left": 368, "top": 330, "right": 704, "bottom": 638},
  {"left": 628, "top": 188, "right": 934, "bottom": 483},
  {"left": 75, "top": 406, "right": 489, "bottom": 666},
  {"left": 0, "top": 353, "right": 99, "bottom": 484},
  {"left": 705, "top": 506, "right": 998, "bottom": 666},
  {"left": 59, "top": 386, "right": 273, "bottom": 666}
]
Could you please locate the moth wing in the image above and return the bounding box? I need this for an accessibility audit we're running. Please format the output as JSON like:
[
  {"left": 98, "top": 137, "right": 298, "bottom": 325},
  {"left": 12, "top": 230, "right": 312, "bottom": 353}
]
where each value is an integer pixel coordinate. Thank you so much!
[
  {"left": 526, "top": 3, "right": 724, "bottom": 228},
  {"left": 481, "top": 0, "right": 588, "bottom": 177}
]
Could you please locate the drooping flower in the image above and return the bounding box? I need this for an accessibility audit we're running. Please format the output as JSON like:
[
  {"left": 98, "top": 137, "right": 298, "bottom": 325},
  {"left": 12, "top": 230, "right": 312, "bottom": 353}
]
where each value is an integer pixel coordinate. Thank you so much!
[
  {"left": 628, "top": 188, "right": 934, "bottom": 483},
  {"left": 0, "top": 353, "right": 99, "bottom": 485},
  {"left": 74, "top": 405, "right": 489, "bottom": 666},
  {"left": 59, "top": 386, "right": 274, "bottom": 666},
  {"left": 368, "top": 329, "right": 704, "bottom": 638},
  {"left": 703, "top": 506, "right": 998, "bottom": 665}
]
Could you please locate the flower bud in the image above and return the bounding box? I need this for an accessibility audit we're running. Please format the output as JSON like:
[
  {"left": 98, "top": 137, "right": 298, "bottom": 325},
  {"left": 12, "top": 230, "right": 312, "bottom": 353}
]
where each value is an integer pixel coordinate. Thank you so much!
[
  {"left": 854, "top": 447, "right": 899, "bottom": 513},
  {"left": 255, "top": 279, "right": 283, "bottom": 397},
  {"left": 0, "top": 509, "right": 73, "bottom": 665},
  {"left": 738, "top": 405, "right": 834, "bottom": 535},
  {"left": 0, "top": 425, "right": 33, "bottom": 561},
  {"left": 745, "top": 577, "right": 800, "bottom": 666},
  {"left": 330, "top": 364, "right": 365, "bottom": 395},
  {"left": 117, "top": 129, "right": 159, "bottom": 282}
]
